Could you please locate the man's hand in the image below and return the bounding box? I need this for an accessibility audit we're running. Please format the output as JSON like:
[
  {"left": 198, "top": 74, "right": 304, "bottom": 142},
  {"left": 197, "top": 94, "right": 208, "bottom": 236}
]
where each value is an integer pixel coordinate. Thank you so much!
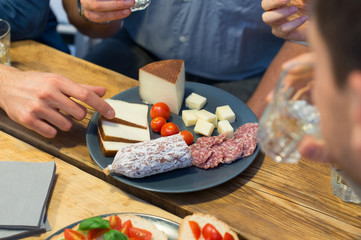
[
  {"left": 0, "top": 66, "right": 115, "bottom": 138},
  {"left": 261, "top": 0, "right": 309, "bottom": 41},
  {"left": 80, "top": 0, "right": 135, "bottom": 23}
]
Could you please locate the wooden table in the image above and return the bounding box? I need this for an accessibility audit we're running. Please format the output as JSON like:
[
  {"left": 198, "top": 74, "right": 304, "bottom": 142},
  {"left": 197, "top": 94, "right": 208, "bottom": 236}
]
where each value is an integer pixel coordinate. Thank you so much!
[
  {"left": 0, "top": 131, "right": 181, "bottom": 239},
  {"left": 2, "top": 40, "right": 361, "bottom": 239}
]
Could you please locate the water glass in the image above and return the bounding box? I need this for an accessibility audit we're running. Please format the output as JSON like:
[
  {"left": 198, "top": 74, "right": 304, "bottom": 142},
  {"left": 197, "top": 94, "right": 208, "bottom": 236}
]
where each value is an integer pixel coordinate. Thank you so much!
[
  {"left": 331, "top": 167, "right": 360, "bottom": 204},
  {"left": 131, "top": 0, "right": 151, "bottom": 12},
  {"left": 257, "top": 63, "right": 320, "bottom": 163},
  {"left": 0, "top": 19, "right": 10, "bottom": 65}
]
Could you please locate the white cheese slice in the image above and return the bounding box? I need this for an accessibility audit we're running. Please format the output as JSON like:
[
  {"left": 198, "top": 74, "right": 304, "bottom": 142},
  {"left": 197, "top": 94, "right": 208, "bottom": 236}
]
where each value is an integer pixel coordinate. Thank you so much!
[
  {"left": 182, "top": 109, "right": 199, "bottom": 127},
  {"left": 194, "top": 119, "right": 214, "bottom": 137},
  {"left": 217, "top": 120, "right": 234, "bottom": 139},
  {"left": 216, "top": 105, "right": 236, "bottom": 123},
  {"left": 185, "top": 92, "right": 207, "bottom": 110},
  {"left": 139, "top": 59, "right": 185, "bottom": 115},
  {"left": 196, "top": 109, "right": 218, "bottom": 128}
]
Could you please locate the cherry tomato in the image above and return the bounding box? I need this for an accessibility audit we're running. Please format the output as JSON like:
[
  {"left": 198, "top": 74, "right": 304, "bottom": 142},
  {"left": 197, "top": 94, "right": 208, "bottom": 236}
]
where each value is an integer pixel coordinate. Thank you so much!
[
  {"left": 150, "top": 116, "right": 167, "bottom": 132},
  {"left": 64, "top": 228, "right": 86, "bottom": 240},
  {"left": 129, "top": 227, "right": 152, "bottom": 240},
  {"left": 202, "top": 223, "right": 222, "bottom": 240},
  {"left": 160, "top": 122, "right": 179, "bottom": 137},
  {"left": 109, "top": 215, "right": 122, "bottom": 230},
  {"left": 150, "top": 102, "right": 171, "bottom": 120},
  {"left": 188, "top": 221, "right": 201, "bottom": 239},
  {"left": 120, "top": 220, "right": 133, "bottom": 236},
  {"left": 180, "top": 130, "right": 194, "bottom": 145},
  {"left": 222, "top": 232, "right": 235, "bottom": 240},
  {"left": 87, "top": 228, "right": 110, "bottom": 240}
]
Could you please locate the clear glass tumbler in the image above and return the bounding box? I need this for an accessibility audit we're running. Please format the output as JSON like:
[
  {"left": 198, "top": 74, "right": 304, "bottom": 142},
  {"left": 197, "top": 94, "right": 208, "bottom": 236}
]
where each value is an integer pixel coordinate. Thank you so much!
[
  {"left": 131, "top": 0, "right": 151, "bottom": 12},
  {"left": 257, "top": 63, "right": 320, "bottom": 163},
  {"left": 0, "top": 19, "right": 11, "bottom": 65},
  {"left": 331, "top": 167, "right": 360, "bottom": 204}
]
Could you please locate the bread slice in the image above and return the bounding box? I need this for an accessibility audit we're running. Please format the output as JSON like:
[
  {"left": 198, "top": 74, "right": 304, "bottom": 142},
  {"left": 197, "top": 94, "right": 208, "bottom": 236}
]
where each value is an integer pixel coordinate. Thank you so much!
[
  {"left": 49, "top": 214, "right": 167, "bottom": 240},
  {"left": 99, "top": 119, "right": 151, "bottom": 143},
  {"left": 139, "top": 59, "right": 185, "bottom": 115},
  {"left": 178, "top": 213, "right": 239, "bottom": 240},
  {"left": 103, "top": 99, "right": 149, "bottom": 129},
  {"left": 97, "top": 129, "right": 133, "bottom": 157}
]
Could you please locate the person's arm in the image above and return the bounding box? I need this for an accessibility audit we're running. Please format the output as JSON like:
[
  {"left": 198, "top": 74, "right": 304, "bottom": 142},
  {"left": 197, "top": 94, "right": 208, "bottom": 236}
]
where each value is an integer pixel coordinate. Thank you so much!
[
  {"left": 0, "top": 64, "right": 115, "bottom": 138},
  {"left": 246, "top": 41, "right": 310, "bottom": 119},
  {"left": 62, "top": 0, "right": 131, "bottom": 38}
]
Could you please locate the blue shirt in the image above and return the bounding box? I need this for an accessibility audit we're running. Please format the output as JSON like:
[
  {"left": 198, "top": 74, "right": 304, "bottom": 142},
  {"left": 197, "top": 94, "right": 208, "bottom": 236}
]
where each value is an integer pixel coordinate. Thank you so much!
[
  {"left": 123, "top": 0, "right": 284, "bottom": 81},
  {"left": 0, "top": 0, "right": 69, "bottom": 53}
]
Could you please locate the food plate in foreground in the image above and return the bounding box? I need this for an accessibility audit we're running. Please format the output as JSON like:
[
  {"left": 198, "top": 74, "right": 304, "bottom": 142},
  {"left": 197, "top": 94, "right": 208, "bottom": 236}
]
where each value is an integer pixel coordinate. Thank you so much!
[
  {"left": 86, "top": 82, "right": 259, "bottom": 193},
  {"left": 46, "top": 213, "right": 179, "bottom": 240}
]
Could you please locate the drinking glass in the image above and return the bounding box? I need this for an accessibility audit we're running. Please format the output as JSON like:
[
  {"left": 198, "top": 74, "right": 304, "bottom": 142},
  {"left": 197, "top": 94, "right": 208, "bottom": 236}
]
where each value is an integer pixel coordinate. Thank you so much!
[
  {"left": 257, "top": 62, "right": 320, "bottom": 163},
  {"left": 131, "top": 0, "right": 151, "bottom": 12},
  {"left": 331, "top": 167, "right": 360, "bottom": 204},
  {"left": 0, "top": 19, "right": 10, "bottom": 65}
]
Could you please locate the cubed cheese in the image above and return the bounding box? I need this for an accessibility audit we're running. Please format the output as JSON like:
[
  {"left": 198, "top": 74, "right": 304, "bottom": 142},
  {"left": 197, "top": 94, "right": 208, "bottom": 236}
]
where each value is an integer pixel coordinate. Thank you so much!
[
  {"left": 217, "top": 120, "right": 234, "bottom": 139},
  {"left": 185, "top": 92, "right": 207, "bottom": 110},
  {"left": 182, "top": 109, "right": 199, "bottom": 127},
  {"left": 194, "top": 119, "right": 215, "bottom": 136},
  {"left": 196, "top": 109, "right": 217, "bottom": 127},
  {"left": 216, "top": 105, "right": 236, "bottom": 123}
]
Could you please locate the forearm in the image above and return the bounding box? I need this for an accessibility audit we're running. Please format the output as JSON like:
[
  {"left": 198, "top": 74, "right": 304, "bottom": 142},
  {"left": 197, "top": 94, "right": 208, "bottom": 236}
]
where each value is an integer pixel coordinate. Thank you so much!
[
  {"left": 246, "top": 41, "right": 310, "bottom": 119},
  {"left": 62, "top": 0, "right": 122, "bottom": 38}
]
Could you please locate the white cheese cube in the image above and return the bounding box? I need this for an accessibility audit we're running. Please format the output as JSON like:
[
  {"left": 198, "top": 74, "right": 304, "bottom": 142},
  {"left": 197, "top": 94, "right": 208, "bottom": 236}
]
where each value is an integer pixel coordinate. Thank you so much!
[
  {"left": 194, "top": 119, "right": 214, "bottom": 136},
  {"left": 196, "top": 109, "right": 218, "bottom": 127},
  {"left": 216, "top": 105, "right": 236, "bottom": 123},
  {"left": 217, "top": 120, "right": 234, "bottom": 139},
  {"left": 185, "top": 92, "right": 207, "bottom": 110},
  {"left": 182, "top": 109, "right": 199, "bottom": 127}
]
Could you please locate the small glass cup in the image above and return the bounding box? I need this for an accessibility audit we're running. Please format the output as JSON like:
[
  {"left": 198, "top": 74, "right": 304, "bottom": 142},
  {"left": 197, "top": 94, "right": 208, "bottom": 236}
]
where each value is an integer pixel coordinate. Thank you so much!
[
  {"left": 331, "top": 167, "right": 360, "bottom": 204},
  {"left": 131, "top": 0, "right": 151, "bottom": 12},
  {"left": 257, "top": 62, "right": 320, "bottom": 163},
  {"left": 0, "top": 19, "right": 10, "bottom": 65}
]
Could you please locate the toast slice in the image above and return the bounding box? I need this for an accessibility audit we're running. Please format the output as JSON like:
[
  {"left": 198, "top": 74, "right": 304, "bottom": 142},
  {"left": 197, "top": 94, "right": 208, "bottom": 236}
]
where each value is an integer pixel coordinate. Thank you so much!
[{"left": 178, "top": 213, "right": 239, "bottom": 240}]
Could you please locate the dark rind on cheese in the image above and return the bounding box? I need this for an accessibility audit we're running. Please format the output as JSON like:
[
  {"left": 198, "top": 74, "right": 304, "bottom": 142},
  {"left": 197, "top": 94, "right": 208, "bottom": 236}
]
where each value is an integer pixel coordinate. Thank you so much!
[
  {"left": 97, "top": 129, "right": 118, "bottom": 157},
  {"left": 140, "top": 59, "right": 184, "bottom": 84}
]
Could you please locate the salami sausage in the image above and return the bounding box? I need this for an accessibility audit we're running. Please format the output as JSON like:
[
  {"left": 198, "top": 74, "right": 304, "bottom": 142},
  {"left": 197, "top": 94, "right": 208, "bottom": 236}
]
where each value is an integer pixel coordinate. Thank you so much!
[{"left": 104, "top": 134, "right": 193, "bottom": 178}]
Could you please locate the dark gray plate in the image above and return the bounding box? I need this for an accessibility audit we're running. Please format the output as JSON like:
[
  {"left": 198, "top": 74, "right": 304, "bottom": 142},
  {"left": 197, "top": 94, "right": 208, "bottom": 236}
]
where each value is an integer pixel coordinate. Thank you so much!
[
  {"left": 46, "top": 213, "right": 179, "bottom": 240},
  {"left": 86, "top": 82, "right": 259, "bottom": 193}
]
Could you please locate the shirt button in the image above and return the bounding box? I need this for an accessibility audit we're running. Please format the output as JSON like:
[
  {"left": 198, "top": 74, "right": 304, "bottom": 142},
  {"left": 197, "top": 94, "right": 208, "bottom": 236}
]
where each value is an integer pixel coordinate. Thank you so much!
[{"left": 179, "top": 36, "right": 187, "bottom": 43}]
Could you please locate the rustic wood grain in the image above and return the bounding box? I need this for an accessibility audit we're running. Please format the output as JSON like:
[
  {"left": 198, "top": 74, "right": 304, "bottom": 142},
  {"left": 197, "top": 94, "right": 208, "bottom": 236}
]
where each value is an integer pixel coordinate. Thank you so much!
[
  {"left": 2, "top": 40, "right": 361, "bottom": 239},
  {"left": 0, "top": 131, "right": 181, "bottom": 239}
]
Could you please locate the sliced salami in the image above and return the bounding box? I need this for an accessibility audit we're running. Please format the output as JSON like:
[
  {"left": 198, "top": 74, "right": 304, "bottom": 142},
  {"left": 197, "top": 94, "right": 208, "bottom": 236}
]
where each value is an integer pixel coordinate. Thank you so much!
[
  {"left": 221, "top": 138, "right": 244, "bottom": 164},
  {"left": 234, "top": 123, "right": 258, "bottom": 139},
  {"left": 240, "top": 134, "right": 257, "bottom": 157},
  {"left": 192, "top": 134, "right": 226, "bottom": 149},
  {"left": 192, "top": 147, "right": 213, "bottom": 167},
  {"left": 197, "top": 145, "right": 224, "bottom": 169}
]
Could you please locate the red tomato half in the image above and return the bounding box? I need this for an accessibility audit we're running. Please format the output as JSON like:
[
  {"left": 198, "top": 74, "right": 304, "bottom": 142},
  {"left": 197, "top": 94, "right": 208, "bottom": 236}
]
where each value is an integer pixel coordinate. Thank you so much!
[
  {"left": 160, "top": 122, "right": 179, "bottom": 137},
  {"left": 202, "top": 223, "right": 222, "bottom": 240},
  {"left": 120, "top": 220, "right": 133, "bottom": 236},
  {"left": 109, "top": 215, "right": 122, "bottom": 230},
  {"left": 188, "top": 221, "right": 201, "bottom": 239},
  {"left": 180, "top": 130, "right": 194, "bottom": 145},
  {"left": 64, "top": 228, "right": 86, "bottom": 240},
  {"left": 223, "top": 232, "right": 235, "bottom": 240},
  {"left": 150, "top": 102, "right": 171, "bottom": 120},
  {"left": 150, "top": 116, "right": 167, "bottom": 133},
  {"left": 129, "top": 227, "right": 152, "bottom": 240},
  {"left": 87, "top": 228, "right": 110, "bottom": 240}
]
